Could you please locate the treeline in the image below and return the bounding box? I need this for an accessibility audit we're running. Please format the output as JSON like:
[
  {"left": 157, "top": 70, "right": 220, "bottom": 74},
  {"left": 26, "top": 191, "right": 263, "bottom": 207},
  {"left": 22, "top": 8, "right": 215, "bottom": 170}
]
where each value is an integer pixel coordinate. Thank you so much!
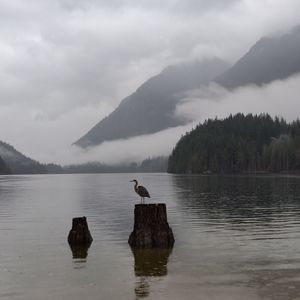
[
  {"left": 0, "top": 141, "right": 47, "bottom": 174},
  {"left": 47, "top": 156, "right": 168, "bottom": 174},
  {"left": 0, "top": 156, "right": 167, "bottom": 175},
  {"left": 0, "top": 156, "right": 11, "bottom": 174},
  {"left": 168, "top": 113, "right": 300, "bottom": 174},
  {"left": 0, "top": 139, "right": 168, "bottom": 175}
]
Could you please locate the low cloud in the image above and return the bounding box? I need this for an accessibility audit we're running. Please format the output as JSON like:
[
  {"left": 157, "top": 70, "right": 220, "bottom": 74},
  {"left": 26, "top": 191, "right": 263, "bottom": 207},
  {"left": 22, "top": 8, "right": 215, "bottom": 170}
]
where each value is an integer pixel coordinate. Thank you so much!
[
  {"left": 175, "top": 74, "right": 300, "bottom": 124},
  {"left": 33, "top": 124, "right": 194, "bottom": 165},
  {"left": 31, "top": 74, "right": 300, "bottom": 166},
  {"left": 2, "top": 74, "right": 299, "bottom": 166}
]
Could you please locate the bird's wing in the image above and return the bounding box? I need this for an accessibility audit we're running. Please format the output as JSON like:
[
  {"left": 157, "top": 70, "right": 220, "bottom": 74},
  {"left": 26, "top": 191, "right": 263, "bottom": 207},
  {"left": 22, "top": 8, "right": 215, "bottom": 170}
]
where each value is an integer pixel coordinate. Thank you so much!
[{"left": 138, "top": 185, "right": 151, "bottom": 198}]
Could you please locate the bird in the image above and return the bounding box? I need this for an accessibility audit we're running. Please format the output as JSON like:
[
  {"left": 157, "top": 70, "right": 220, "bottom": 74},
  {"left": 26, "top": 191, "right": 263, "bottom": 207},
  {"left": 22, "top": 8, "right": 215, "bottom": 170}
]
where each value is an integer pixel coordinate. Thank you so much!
[{"left": 130, "top": 179, "right": 151, "bottom": 204}]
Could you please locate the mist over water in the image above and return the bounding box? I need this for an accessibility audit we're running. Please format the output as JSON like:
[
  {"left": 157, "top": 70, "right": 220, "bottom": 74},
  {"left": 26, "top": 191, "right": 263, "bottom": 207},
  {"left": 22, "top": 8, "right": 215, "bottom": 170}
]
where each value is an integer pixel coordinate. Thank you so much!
[{"left": 35, "top": 124, "right": 194, "bottom": 165}]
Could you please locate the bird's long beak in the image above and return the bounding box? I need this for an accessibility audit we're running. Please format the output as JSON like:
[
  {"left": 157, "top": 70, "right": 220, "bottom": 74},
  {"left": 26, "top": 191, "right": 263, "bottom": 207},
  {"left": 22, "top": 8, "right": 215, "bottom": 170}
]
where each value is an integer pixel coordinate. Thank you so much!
[{"left": 129, "top": 180, "right": 134, "bottom": 182}]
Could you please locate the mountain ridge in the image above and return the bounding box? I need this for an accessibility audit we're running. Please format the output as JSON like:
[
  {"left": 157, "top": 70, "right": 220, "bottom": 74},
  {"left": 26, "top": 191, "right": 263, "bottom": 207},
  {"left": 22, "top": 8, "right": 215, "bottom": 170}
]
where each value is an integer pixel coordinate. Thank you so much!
[
  {"left": 215, "top": 25, "right": 300, "bottom": 89},
  {"left": 74, "top": 58, "right": 229, "bottom": 147},
  {"left": 75, "top": 25, "right": 300, "bottom": 148},
  {"left": 0, "top": 155, "right": 11, "bottom": 175},
  {"left": 0, "top": 141, "right": 47, "bottom": 174}
]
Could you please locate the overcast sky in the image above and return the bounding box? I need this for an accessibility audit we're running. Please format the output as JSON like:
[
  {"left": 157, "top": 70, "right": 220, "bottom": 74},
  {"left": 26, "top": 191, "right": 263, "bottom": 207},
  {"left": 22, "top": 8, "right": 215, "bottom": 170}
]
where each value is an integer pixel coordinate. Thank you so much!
[{"left": 0, "top": 0, "right": 300, "bottom": 164}]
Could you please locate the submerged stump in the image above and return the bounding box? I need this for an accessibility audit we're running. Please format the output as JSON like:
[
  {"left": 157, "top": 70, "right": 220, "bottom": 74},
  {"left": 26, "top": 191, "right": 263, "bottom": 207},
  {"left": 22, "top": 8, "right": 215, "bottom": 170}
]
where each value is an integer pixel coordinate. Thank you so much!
[
  {"left": 68, "top": 216, "right": 93, "bottom": 246},
  {"left": 128, "top": 203, "right": 175, "bottom": 248}
]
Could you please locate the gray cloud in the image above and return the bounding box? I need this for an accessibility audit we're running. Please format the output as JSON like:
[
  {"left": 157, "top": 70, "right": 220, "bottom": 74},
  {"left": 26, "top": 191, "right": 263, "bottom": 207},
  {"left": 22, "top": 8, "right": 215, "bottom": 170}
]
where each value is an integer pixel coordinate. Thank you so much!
[
  {"left": 58, "top": 0, "right": 239, "bottom": 14},
  {"left": 0, "top": 0, "right": 300, "bottom": 162}
]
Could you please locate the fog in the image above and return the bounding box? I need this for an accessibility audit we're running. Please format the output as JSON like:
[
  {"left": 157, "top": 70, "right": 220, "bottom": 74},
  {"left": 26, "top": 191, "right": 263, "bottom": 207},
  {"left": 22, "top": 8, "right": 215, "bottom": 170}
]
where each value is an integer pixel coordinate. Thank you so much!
[
  {"left": 23, "top": 74, "right": 299, "bottom": 165},
  {"left": 0, "top": 0, "right": 300, "bottom": 164},
  {"left": 175, "top": 74, "right": 300, "bottom": 124},
  {"left": 36, "top": 124, "right": 193, "bottom": 165}
]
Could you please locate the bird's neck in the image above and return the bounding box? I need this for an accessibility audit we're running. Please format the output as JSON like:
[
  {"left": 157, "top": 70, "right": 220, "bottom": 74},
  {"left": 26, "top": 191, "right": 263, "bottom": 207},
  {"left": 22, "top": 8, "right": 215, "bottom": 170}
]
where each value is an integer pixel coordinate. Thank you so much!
[{"left": 134, "top": 181, "right": 138, "bottom": 191}]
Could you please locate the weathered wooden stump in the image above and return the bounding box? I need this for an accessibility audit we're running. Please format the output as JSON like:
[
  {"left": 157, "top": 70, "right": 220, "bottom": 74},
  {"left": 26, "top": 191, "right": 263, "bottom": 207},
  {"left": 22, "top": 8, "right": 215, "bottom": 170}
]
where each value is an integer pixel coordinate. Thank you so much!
[
  {"left": 68, "top": 216, "right": 93, "bottom": 246},
  {"left": 128, "top": 203, "right": 175, "bottom": 248}
]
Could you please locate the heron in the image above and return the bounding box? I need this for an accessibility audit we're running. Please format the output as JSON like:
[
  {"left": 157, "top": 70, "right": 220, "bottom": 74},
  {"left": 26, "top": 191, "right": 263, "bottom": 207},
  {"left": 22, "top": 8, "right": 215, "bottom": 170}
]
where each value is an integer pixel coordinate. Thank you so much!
[{"left": 130, "top": 179, "right": 151, "bottom": 204}]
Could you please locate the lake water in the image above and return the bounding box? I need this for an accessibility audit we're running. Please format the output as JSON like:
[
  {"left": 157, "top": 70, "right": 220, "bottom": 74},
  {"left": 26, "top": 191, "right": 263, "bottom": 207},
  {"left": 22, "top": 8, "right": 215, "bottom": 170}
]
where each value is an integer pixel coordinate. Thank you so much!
[{"left": 1, "top": 174, "right": 300, "bottom": 300}]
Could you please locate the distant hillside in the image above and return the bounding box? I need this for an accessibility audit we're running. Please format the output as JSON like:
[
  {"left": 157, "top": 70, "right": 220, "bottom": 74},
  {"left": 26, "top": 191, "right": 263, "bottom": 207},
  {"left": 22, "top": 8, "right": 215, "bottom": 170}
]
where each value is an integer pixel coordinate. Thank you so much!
[
  {"left": 0, "top": 155, "right": 11, "bottom": 175},
  {"left": 215, "top": 25, "right": 300, "bottom": 89},
  {"left": 0, "top": 141, "right": 47, "bottom": 174},
  {"left": 74, "top": 58, "right": 229, "bottom": 147},
  {"left": 168, "top": 114, "right": 300, "bottom": 174},
  {"left": 62, "top": 156, "right": 168, "bottom": 174}
]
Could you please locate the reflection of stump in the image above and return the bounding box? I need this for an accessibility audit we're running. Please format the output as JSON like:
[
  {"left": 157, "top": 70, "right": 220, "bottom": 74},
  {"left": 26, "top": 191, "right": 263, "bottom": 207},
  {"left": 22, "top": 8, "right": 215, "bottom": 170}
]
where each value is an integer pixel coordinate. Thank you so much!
[
  {"left": 68, "top": 216, "right": 93, "bottom": 246},
  {"left": 128, "top": 204, "right": 175, "bottom": 248},
  {"left": 135, "top": 277, "right": 150, "bottom": 299},
  {"left": 69, "top": 244, "right": 91, "bottom": 259},
  {"left": 132, "top": 247, "right": 172, "bottom": 299},
  {"left": 132, "top": 248, "right": 172, "bottom": 277}
]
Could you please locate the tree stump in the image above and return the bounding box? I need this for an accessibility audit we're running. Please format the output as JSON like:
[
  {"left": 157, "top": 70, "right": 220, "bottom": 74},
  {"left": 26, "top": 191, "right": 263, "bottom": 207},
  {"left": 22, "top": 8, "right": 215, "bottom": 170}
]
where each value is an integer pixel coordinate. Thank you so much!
[
  {"left": 68, "top": 216, "right": 93, "bottom": 246},
  {"left": 128, "top": 204, "right": 175, "bottom": 248}
]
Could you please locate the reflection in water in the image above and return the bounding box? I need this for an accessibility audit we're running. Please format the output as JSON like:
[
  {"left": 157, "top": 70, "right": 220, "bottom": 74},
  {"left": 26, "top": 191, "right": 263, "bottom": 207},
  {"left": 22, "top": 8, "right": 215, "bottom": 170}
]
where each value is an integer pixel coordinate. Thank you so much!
[
  {"left": 245, "top": 260, "right": 300, "bottom": 300},
  {"left": 135, "top": 277, "right": 150, "bottom": 299},
  {"left": 132, "top": 248, "right": 173, "bottom": 299},
  {"left": 132, "top": 248, "right": 172, "bottom": 277},
  {"left": 69, "top": 243, "right": 92, "bottom": 261},
  {"left": 171, "top": 174, "right": 300, "bottom": 299},
  {"left": 2, "top": 174, "right": 300, "bottom": 299},
  {"left": 172, "top": 175, "right": 300, "bottom": 228}
]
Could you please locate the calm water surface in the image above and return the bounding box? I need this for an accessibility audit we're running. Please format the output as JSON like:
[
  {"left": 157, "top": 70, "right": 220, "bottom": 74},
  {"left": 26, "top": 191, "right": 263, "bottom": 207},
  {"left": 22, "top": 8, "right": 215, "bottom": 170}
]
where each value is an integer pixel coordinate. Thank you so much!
[{"left": 1, "top": 173, "right": 300, "bottom": 300}]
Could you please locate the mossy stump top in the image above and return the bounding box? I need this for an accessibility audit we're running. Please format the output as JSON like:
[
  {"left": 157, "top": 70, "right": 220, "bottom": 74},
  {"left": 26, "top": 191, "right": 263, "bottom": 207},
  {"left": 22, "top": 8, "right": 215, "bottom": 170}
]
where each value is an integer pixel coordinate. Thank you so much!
[{"left": 128, "top": 203, "right": 175, "bottom": 248}]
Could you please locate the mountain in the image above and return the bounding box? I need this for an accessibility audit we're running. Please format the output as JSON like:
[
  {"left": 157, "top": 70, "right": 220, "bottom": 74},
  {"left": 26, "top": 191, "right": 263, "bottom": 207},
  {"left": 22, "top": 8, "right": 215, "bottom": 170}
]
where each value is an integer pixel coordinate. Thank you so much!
[
  {"left": 75, "top": 25, "right": 300, "bottom": 148},
  {"left": 74, "top": 58, "right": 229, "bottom": 147},
  {"left": 215, "top": 25, "right": 300, "bottom": 89},
  {"left": 0, "top": 141, "right": 47, "bottom": 174},
  {"left": 0, "top": 155, "right": 11, "bottom": 175}
]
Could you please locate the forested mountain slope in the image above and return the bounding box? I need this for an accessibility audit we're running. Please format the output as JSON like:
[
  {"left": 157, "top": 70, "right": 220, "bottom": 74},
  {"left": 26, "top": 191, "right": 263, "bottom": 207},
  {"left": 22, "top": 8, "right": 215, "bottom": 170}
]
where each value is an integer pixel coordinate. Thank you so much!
[
  {"left": 0, "top": 141, "right": 47, "bottom": 174},
  {"left": 168, "top": 114, "right": 300, "bottom": 174}
]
